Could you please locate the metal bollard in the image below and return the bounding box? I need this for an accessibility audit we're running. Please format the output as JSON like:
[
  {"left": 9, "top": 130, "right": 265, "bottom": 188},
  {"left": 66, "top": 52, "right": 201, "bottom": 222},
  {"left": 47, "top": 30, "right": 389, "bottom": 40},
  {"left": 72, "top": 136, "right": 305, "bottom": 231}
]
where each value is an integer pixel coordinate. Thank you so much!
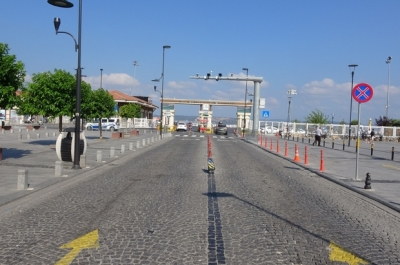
[
  {"left": 308, "top": 138, "right": 311, "bottom": 144},
  {"left": 96, "top": 150, "right": 102, "bottom": 161},
  {"left": 392, "top": 147, "right": 395, "bottom": 161},
  {"left": 371, "top": 143, "right": 374, "bottom": 156},
  {"left": 110, "top": 147, "right": 115, "bottom": 157},
  {"left": 323, "top": 139, "right": 325, "bottom": 147},
  {"left": 55, "top": 161, "right": 63, "bottom": 177},
  {"left": 17, "top": 169, "right": 28, "bottom": 190},
  {"left": 129, "top": 142, "right": 133, "bottom": 151},
  {"left": 80, "top": 154, "right": 86, "bottom": 168},
  {"left": 342, "top": 140, "right": 345, "bottom": 150},
  {"left": 302, "top": 136, "right": 304, "bottom": 143},
  {"left": 364, "top": 173, "right": 371, "bottom": 189},
  {"left": 121, "top": 144, "right": 125, "bottom": 153},
  {"left": 332, "top": 139, "right": 334, "bottom": 149}
]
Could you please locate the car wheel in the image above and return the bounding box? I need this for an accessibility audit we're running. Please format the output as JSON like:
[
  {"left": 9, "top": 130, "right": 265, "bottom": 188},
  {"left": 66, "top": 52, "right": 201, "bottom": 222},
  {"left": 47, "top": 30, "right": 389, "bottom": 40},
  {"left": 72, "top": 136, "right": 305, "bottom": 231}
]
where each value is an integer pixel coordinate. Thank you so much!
[
  {"left": 87, "top": 126, "right": 93, "bottom": 131},
  {"left": 110, "top": 127, "right": 115, "bottom": 132}
]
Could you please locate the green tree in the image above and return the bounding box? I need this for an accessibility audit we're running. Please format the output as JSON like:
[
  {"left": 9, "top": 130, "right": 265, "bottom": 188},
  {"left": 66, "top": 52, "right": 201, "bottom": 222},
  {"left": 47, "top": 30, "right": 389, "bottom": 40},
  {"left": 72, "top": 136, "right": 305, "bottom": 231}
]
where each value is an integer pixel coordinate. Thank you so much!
[
  {"left": 119, "top": 104, "right": 141, "bottom": 119},
  {"left": 17, "top": 69, "right": 92, "bottom": 132},
  {"left": 392, "top": 119, "right": 400, "bottom": 127},
  {"left": 0, "top": 43, "right": 26, "bottom": 113},
  {"left": 339, "top": 119, "right": 346, "bottom": 125},
  {"left": 351, "top": 120, "right": 358, "bottom": 125},
  {"left": 293, "top": 118, "right": 301, "bottom": 123},
  {"left": 304, "top": 109, "right": 329, "bottom": 124},
  {"left": 87, "top": 88, "right": 115, "bottom": 138}
]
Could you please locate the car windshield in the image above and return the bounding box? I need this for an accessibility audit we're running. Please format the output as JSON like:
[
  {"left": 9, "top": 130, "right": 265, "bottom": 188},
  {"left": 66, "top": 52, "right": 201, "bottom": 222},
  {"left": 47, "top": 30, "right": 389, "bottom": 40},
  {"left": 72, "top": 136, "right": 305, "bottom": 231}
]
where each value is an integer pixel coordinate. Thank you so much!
[
  {"left": 178, "top": 123, "right": 185, "bottom": 125},
  {"left": 218, "top": 124, "right": 226, "bottom": 128}
]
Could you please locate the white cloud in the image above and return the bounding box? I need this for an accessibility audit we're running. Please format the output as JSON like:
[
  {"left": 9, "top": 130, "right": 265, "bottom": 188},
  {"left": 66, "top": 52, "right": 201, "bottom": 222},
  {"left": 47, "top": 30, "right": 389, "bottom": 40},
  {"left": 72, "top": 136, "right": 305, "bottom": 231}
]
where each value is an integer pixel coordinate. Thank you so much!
[
  {"left": 167, "top": 81, "right": 197, "bottom": 90},
  {"left": 84, "top": 73, "right": 139, "bottom": 89},
  {"left": 24, "top": 74, "right": 32, "bottom": 83}
]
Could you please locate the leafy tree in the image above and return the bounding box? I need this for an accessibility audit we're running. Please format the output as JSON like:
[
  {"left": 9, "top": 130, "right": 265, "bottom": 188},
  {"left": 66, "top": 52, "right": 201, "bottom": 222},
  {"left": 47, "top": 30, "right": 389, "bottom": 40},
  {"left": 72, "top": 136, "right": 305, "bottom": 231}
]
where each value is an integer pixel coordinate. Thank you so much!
[
  {"left": 120, "top": 104, "right": 141, "bottom": 119},
  {"left": 293, "top": 118, "right": 301, "bottom": 123},
  {"left": 304, "top": 109, "right": 329, "bottom": 124},
  {"left": 17, "top": 69, "right": 92, "bottom": 132},
  {"left": 86, "top": 88, "right": 115, "bottom": 138},
  {"left": 339, "top": 119, "right": 346, "bottom": 125},
  {"left": 392, "top": 119, "right": 400, "bottom": 127},
  {"left": 375, "top": 115, "right": 393, "bottom": 126},
  {"left": 0, "top": 43, "right": 26, "bottom": 114},
  {"left": 351, "top": 120, "right": 358, "bottom": 125}
]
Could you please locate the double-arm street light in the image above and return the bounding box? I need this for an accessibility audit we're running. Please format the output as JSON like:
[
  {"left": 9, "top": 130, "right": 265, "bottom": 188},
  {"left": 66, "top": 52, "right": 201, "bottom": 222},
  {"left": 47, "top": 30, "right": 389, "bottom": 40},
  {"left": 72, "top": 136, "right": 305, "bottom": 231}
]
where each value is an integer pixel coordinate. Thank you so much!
[
  {"left": 48, "top": 0, "right": 82, "bottom": 169},
  {"left": 242, "top": 68, "right": 249, "bottom": 137},
  {"left": 386, "top": 56, "right": 392, "bottom": 118},
  {"left": 348, "top": 64, "right": 358, "bottom": 146},
  {"left": 152, "top": 45, "right": 171, "bottom": 138}
]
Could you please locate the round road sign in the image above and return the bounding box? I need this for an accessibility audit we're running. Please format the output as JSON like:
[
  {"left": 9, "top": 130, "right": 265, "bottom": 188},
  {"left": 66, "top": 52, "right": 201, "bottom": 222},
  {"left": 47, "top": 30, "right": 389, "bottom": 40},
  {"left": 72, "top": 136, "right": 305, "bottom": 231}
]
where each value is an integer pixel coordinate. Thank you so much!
[{"left": 352, "top": 83, "right": 373, "bottom": 103}]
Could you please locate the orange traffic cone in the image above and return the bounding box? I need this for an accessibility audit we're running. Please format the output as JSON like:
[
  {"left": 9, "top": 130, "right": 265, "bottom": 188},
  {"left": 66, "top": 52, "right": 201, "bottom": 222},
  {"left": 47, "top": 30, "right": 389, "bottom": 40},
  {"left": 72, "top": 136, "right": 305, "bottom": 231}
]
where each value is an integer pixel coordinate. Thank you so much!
[
  {"left": 293, "top": 144, "right": 301, "bottom": 162},
  {"left": 320, "top": 150, "right": 325, "bottom": 172}
]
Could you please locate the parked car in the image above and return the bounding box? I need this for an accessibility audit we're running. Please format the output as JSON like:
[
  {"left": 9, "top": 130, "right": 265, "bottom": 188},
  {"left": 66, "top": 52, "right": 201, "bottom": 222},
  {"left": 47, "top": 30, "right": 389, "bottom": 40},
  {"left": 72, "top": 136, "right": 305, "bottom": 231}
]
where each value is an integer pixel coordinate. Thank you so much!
[
  {"left": 297, "top": 129, "right": 306, "bottom": 134},
  {"left": 265, "top": 126, "right": 279, "bottom": 134},
  {"left": 86, "top": 118, "right": 120, "bottom": 131},
  {"left": 176, "top": 121, "right": 187, "bottom": 131},
  {"left": 215, "top": 122, "right": 228, "bottom": 135}
]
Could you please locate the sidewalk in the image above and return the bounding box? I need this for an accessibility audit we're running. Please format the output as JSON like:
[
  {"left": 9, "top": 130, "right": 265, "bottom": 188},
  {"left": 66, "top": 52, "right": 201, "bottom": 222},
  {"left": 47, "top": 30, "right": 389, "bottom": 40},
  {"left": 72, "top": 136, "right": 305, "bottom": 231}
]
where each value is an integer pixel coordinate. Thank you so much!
[
  {"left": 247, "top": 133, "right": 400, "bottom": 212},
  {"left": 0, "top": 126, "right": 170, "bottom": 206}
]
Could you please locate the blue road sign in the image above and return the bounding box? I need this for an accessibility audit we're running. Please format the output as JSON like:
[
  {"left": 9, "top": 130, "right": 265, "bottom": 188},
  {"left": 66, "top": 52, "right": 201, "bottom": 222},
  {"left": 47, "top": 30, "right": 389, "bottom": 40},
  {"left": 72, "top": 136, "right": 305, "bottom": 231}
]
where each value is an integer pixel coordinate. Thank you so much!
[
  {"left": 352, "top": 83, "right": 373, "bottom": 103},
  {"left": 262, "top": 110, "right": 270, "bottom": 118}
]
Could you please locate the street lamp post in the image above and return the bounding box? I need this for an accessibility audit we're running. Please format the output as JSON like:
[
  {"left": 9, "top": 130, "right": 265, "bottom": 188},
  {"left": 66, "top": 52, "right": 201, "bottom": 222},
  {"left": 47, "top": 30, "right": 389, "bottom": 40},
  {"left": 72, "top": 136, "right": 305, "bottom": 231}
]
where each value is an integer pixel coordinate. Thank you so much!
[
  {"left": 331, "top": 113, "right": 334, "bottom": 124},
  {"left": 152, "top": 45, "right": 171, "bottom": 138},
  {"left": 132, "top": 61, "right": 138, "bottom": 96},
  {"left": 287, "top": 89, "right": 297, "bottom": 138},
  {"left": 242, "top": 68, "right": 248, "bottom": 137},
  {"left": 100, "top": 68, "right": 103, "bottom": 88},
  {"left": 386, "top": 56, "right": 392, "bottom": 118},
  {"left": 348, "top": 64, "right": 358, "bottom": 146},
  {"left": 49, "top": 0, "right": 82, "bottom": 169}
]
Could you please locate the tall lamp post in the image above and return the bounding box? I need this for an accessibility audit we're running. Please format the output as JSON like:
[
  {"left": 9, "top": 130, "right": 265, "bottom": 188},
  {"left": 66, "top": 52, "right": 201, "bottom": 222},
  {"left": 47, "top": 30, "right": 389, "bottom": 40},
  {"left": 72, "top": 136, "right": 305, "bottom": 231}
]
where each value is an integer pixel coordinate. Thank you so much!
[
  {"left": 100, "top": 68, "right": 103, "bottom": 88},
  {"left": 331, "top": 113, "right": 334, "bottom": 124},
  {"left": 132, "top": 61, "right": 138, "bottom": 96},
  {"left": 348, "top": 64, "right": 358, "bottom": 146},
  {"left": 287, "top": 89, "right": 297, "bottom": 137},
  {"left": 242, "top": 68, "right": 248, "bottom": 137},
  {"left": 152, "top": 45, "right": 171, "bottom": 138},
  {"left": 49, "top": 0, "right": 82, "bottom": 169},
  {"left": 386, "top": 56, "right": 392, "bottom": 118}
]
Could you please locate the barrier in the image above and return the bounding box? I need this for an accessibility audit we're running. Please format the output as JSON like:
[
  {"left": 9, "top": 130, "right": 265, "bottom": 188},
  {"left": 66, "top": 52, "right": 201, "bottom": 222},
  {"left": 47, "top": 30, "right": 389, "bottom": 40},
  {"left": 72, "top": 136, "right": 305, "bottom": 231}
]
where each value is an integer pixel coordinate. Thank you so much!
[
  {"left": 276, "top": 139, "right": 280, "bottom": 153},
  {"left": 293, "top": 144, "right": 300, "bottom": 162},
  {"left": 320, "top": 150, "right": 325, "bottom": 172},
  {"left": 270, "top": 139, "right": 273, "bottom": 151},
  {"left": 284, "top": 142, "right": 288, "bottom": 157},
  {"left": 304, "top": 146, "right": 309, "bottom": 165}
]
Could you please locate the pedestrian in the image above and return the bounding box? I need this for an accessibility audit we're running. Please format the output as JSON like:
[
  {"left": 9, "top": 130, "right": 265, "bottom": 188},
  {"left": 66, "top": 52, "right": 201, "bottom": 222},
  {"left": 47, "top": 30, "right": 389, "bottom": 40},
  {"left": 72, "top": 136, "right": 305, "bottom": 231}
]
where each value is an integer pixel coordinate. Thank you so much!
[
  {"left": 369, "top": 128, "right": 375, "bottom": 144},
  {"left": 313, "top": 127, "right": 322, "bottom": 146}
]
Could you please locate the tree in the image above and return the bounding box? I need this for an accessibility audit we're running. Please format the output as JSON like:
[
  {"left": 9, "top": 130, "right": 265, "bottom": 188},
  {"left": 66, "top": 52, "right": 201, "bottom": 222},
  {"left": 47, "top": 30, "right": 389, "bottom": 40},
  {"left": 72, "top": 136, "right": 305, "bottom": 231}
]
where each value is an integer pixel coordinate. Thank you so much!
[
  {"left": 293, "top": 118, "right": 301, "bottom": 123},
  {"left": 119, "top": 104, "right": 141, "bottom": 119},
  {"left": 375, "top": 115, "right": 393, "bottom": 126},
  {"left": 351, "top": 120, "right": 358, "bottom": 125},
  {"left": 17, "top": 69, "right": 92, "bottom": 132},
  {"left": 304, "top": 109, "right": 329, "bottom": 124},
  {"left": 0, "top": 43, "right": 26, "bottom": 114}
]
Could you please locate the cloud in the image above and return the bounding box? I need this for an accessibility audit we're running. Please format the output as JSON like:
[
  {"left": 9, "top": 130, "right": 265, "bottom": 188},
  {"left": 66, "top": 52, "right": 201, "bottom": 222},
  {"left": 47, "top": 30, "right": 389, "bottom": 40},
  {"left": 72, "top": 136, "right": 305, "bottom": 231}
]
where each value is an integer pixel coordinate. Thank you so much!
[
  {"left": 24, "top": 74, "right": 32, "bottom": 83},
  {"left": 84, "top": 73, "right": 139, "bottom": 88},
  {"left": 167, "top": 81, "right": 197, "bottom": 90}
]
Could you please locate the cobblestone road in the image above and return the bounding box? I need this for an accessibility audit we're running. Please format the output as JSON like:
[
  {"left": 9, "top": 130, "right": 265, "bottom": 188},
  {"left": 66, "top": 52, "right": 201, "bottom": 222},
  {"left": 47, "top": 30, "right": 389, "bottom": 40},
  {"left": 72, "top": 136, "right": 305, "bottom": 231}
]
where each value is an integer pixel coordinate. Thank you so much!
[{"left": 0, "top": 135, "right": 399, "bottom": 264}]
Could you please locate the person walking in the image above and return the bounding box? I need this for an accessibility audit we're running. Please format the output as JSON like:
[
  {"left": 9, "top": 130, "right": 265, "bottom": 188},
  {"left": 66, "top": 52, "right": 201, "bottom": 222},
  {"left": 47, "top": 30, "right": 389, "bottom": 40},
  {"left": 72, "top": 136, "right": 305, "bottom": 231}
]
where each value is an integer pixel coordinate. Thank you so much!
[{"left": 313, "top": 127, "right": 322, "bottom": 146}]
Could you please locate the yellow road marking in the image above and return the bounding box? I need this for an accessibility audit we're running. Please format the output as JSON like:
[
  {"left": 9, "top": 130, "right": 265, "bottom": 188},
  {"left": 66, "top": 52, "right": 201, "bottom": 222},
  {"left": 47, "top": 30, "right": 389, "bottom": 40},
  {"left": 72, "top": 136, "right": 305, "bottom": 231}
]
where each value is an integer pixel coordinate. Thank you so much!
[
  {"left": 329, "top": 242, "right": 368, "bottom": 265},
  {"left": 382, "top": 164, "right": 400, "bottom": 171},
  {"left": 55, "top": 229, "right": 99, "bottom": 265}
]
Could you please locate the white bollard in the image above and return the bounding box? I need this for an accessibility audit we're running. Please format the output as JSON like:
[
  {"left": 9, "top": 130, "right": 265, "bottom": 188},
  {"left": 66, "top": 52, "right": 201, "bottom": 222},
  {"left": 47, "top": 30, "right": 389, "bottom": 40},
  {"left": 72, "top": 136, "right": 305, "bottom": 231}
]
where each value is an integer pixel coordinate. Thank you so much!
[
  {"left": 151, "top": 137, "right": 154, "bottom": 143},
  {"left": 142, "top": 139, "right": 146, "bottom": 147},
  {"left": 18, "top": 134, "right": 22, "bottom": 140},
  {"left": 55, "top": 161, "right": 63, "bottom": 177},
  {"left": 10, "top": 129, "right": 14, "bottom": 133},
  {"left": 129, "top": 142, "right": 133, "bottom": 151},
  {"left": 136, "top": 141, "right": 140, "bottom": 149},
  {"left": 37, "top": 133, "right": 40, "bottom": 139},
  {"left": 27, "top": 133, "right": 30, "bottom": 139},
  {"left": 110, "top": 147, "right": 115, "bottom": 157},
  {"left": 96, "top": 150, "right": 102, "bottom": 161},
  {"left": 80, "top": 154, "right": 86, "bottom": 168},
  {"left": 18, "top": 129, "right": 22, "bottom": 133},
  {"left": 26, "top": 129, "right": 29, "bottom": 133},
  {"left": 121, "top": 144, "right": 125, "bottom": 153},
  {"left": 45, "top": 132, "right": 49, "bottom": 137},
  {"left": 17, "top": 169, "right": 28, "bottom": 190}
]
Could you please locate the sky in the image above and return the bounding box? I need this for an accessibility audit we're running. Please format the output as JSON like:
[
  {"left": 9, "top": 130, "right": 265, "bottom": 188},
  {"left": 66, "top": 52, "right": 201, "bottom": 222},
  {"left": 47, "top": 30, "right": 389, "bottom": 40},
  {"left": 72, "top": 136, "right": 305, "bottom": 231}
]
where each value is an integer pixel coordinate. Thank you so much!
[{"left": 1, "top": 0, "right": 400, "bottom": 124}]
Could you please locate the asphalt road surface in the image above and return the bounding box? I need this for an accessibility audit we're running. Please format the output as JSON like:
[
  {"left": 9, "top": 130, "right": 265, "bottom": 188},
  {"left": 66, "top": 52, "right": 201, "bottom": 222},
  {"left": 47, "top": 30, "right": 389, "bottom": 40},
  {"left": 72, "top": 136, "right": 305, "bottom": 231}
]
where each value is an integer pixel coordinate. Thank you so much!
[{"left": 0, "top": 131, "right": 400, "bottom": 264}]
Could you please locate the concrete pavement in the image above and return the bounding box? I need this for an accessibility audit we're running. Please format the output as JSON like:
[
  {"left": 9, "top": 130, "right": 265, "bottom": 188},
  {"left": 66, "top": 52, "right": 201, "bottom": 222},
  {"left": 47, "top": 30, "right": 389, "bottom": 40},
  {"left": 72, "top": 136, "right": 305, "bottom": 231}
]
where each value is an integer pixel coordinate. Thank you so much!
[{"left": 0, "top": 125, "right": 171, "bottom": 206}]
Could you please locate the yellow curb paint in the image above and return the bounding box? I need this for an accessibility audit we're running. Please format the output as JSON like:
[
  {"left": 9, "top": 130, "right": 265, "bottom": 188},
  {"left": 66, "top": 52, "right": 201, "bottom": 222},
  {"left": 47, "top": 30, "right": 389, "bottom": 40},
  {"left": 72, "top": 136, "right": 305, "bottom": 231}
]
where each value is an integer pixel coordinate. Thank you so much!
[
  {"left": 55, "top": 229, "right": 99, "bottom": 265},
  {"left": 382, "top": 164, "right": 400, "bottom": 171},
  {"left": 329, "top": 242, "right": 368, "bottom": 265}
]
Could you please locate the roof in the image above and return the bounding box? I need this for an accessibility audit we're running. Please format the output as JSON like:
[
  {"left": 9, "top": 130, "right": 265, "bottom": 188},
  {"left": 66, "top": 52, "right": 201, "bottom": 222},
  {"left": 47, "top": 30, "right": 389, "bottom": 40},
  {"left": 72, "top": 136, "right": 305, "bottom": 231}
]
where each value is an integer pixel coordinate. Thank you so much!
[{"left": 108, "top": 90, "right": 158, "bottom": 110}]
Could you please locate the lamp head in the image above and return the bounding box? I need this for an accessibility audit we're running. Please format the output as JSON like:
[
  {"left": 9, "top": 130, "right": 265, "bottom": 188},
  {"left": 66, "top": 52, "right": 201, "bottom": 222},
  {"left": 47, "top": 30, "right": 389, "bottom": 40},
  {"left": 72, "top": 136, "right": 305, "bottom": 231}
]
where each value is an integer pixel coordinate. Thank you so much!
[
  {"left": 154, "top": 86, "right": 157, "bottom": 91},
  {"left": 53, "top": 17, "right": 61, "bottom": 32},
  {"left": 151, "top": 79, "right": 160, "bottom": 82},
  {"left": 242, "top": 67, "right": 248, "bottom": 71},
  {"left": 163, "top": 45, "right": 171, "bottom": 49},
  {"left": 387, "top": 56, "right": 392, "bottom": 63},
  {"left": 48, "top": 0, "right": 73, "bottom": 8},
  {"left": 348, "top": 64, "right": 358, "bottom": 69}
]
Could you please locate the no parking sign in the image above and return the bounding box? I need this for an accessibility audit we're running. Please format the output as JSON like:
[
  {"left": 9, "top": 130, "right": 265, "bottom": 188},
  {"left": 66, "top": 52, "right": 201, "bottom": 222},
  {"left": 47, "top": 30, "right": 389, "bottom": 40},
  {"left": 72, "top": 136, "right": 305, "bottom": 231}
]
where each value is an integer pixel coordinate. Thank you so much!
[{"left": 352, "top": 83, "right": 373, "bottom": 103}]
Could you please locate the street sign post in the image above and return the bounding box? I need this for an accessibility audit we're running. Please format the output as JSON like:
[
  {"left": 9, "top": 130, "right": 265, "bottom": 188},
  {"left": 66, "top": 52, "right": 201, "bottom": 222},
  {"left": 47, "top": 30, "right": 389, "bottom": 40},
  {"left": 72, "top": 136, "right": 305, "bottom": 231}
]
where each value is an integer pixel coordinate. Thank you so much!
[
  {"left": 262, "top": 110, "right": 270, "bottom": 118},
  {"left": 352, "top": 83, "right": 374, "bottom": 180}
]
